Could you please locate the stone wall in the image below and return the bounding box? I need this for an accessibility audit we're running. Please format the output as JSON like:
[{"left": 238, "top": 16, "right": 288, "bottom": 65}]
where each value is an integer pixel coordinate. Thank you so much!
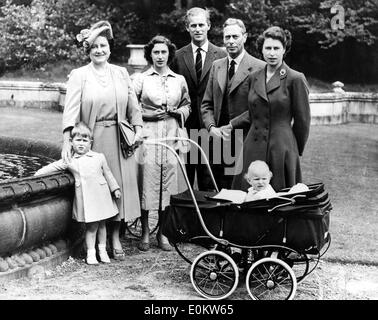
[
  {"left": 0, "top": 80, "right": 377, "bottom": 125},
  {"left": 0, "top": 80, "right": 65, "bottom": 111},
  {"left": 309, "top": 92, "right": 378, "bottom": 125}
]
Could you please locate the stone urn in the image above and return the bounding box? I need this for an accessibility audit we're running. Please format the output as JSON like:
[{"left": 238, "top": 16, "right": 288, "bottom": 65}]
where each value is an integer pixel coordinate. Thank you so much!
[{"left": 126, "top": 44, "right": 148, "bottom": 73}]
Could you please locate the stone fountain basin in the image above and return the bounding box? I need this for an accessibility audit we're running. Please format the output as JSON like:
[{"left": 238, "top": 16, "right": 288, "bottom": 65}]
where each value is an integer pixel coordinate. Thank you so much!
[{"left": 0, "top": 135, "right": 80, "bottom": 279}]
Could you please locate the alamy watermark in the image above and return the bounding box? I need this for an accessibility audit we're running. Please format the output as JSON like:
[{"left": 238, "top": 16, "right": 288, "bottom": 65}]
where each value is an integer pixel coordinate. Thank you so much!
[
  {"left": 330, "top": 4, "right": 345, "bottom": 30},
  {"left": 136, "top": 126, "right": 245, "bottom": 176}
]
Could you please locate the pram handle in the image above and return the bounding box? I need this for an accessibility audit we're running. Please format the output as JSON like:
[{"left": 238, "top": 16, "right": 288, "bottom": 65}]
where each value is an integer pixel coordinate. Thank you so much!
[
  {"left": 267, "top": 197, "right": 295, "bottom": 213},
  {"left": 143, "top": 137, "right": 228, "bottom": 246},
  {"left": 267, "top": 194, "right": 308, "bottom": 213},
  {"left": 267, "top": 194, "right": 307, "bottom": 212}
]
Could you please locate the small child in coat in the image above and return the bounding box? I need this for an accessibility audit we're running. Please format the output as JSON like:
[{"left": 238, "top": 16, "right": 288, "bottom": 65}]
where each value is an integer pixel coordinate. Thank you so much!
[
  {"left": 35, "top": 122, "right": 121, "bottom": 265},
  {"left": 244, "top": 160, "right": 277, "bottom": 202}
]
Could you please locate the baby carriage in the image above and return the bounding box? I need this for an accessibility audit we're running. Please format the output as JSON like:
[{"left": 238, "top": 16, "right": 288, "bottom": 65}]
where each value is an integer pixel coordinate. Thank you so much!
[{"left": 145, "top": 137, "right": 332, "bottom": 300}]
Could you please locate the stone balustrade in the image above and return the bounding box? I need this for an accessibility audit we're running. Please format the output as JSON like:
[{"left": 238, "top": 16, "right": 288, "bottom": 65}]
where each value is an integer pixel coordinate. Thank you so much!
[
  {"left": 309, "top": 91, "right": 378, "bottom": 124},
  {"left": 0, "top": 80, "right": 65, "bottom": 111}
]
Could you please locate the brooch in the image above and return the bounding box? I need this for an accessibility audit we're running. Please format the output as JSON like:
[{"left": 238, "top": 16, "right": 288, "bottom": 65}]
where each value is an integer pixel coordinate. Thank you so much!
[{"left": 279, "top": 69, "right": 286, "bottom": 77}]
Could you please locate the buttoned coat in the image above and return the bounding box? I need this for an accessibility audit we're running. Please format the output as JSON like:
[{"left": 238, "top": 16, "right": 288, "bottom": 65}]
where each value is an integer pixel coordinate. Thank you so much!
[
  {"left": 201, "top": 52, "right": 266, "bottom": 131},
  {"left": 35, "top": 151, "right": 120, "bottom": 223},
  {"left": 230, "top": 63, "right": 311, "bottom": 192},
  {"left": 171, "top": 42, "right": 227, "bottom": 129}
]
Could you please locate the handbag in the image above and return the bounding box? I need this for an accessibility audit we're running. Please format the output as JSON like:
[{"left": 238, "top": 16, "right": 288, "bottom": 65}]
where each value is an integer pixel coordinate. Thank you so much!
[
  {"left": 119, "top": 120, "right": 137, "bottom": 158},
  {"left": 175, "top": 113, "right": 190, "bottom": 153}
]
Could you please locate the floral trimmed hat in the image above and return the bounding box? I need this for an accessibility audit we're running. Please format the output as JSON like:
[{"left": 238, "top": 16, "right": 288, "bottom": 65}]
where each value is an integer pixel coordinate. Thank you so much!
[{"left": 76, "top": 21, "right": 113, "bottom": 49}]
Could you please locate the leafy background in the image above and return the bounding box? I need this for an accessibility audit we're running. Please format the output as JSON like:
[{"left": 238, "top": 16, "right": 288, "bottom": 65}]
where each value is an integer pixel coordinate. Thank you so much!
[{"left": 0, "top": 0, "right": 377, "bottom": 83}]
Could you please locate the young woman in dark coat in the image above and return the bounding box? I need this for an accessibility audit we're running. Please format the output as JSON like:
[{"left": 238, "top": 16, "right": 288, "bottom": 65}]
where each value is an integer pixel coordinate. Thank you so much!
[{"left": 225, "top": 26, "right": 311, "bottom": 191}]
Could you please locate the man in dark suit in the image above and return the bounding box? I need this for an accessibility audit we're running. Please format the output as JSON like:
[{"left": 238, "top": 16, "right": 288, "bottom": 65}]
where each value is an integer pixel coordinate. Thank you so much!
[
  {"left": 201, "top": 18, "right": 266, "bottom": 189},
  {"left": 171, "top": 7, "right": 227, "bottom": 191}
]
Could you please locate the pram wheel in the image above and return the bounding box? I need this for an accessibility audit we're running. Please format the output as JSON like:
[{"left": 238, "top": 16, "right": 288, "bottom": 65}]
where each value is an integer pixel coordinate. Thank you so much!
[
  {"left": 260, "top": 247, "right": 310, "bottom": 283},
  {"left": 125, "top": 210, "right": 159, "bottom": 238},
  {"left": 190, "top": 250, "right": 239, "bottom": 300},
  {"left": 246, "top": 257, "right": 297, "bottom": 300}
]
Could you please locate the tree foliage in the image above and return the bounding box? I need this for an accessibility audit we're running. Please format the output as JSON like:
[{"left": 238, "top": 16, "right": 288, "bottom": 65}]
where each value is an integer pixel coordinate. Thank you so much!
[
  {"left": 221, "top": 0, "right": 378, "bottom": 82},
  {"left": 0, "top": 0, "right": 73, "bottom": 69},
  {"left": 224, "top": 0, "right": 378, "bottom": 53},
  {"left": 0, "top": 0, "right": 139, "bottom": 70},
  {"left": 0, "top": 0, "right": 377, "bottom": 82}
]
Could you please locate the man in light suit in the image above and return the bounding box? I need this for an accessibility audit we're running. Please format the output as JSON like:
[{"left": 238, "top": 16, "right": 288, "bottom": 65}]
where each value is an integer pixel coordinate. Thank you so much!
[
  {"left": 171, "top": 7, "right": 227, "bottom": 191},
  {"left": 201, "top": 18, "right": 266, "bottom": 189}
]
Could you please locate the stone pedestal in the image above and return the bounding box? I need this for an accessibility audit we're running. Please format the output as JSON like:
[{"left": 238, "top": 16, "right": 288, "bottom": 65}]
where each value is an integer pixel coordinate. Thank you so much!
[{"left": 126, "top": 44, "right": 148, "bottom": 73}]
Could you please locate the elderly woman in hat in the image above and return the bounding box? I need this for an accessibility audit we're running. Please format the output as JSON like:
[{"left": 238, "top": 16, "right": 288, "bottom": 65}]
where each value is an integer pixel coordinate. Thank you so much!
[{"left": 61, "top": 21, "right": 144, "bottom": 261}]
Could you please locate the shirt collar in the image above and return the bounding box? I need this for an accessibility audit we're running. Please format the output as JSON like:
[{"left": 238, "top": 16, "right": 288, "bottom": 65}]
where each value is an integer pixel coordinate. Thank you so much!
[
  {"left": 73, "top": 150, "right": 95, "bottom": 158},
  {"left": 191, "top": 41, "right": 209, "bottom": 54},
  {"left": 228, "top": 49, "right": 245, "bottom": 66},
  {"left": 145, "top": 66, "right": 176, "bottom": 77}
]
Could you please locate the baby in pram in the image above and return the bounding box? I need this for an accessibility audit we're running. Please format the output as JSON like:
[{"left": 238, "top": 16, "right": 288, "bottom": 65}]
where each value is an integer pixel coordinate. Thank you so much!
[
  {"left": 244, "top": 160, "right": 309, "bottom": 202},
  {"left": 244, "top": 160, "right": 277, "bottom": 202},
  {"left": 233, "top": 160, "right": 310, "bottom": 268}
]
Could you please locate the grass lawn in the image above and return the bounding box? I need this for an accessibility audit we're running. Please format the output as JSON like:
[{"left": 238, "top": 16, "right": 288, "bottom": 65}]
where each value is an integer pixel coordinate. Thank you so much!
[
  {"left": 0, "top": 107, "right": 63, "bottom": 145},
  {"left": 301, "top": 123, "right": 378, "bottom": 265},
  {"left": 0, "top": 105, "right": 377, "bottom": 266}
]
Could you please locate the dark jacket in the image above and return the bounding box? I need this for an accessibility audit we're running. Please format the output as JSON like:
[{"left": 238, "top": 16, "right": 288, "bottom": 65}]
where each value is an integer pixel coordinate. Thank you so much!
[
  {"left": 171, "top": 42, "right": 227, "bottom": 129},
  {"left": 201, "top": 52, "right": 266, "bottom": 131}
]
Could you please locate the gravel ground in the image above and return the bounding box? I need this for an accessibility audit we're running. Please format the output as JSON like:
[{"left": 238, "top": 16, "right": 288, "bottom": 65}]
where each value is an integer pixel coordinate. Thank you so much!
[{"left": 0, "top": 235, "right": 377, "bottom": 301}]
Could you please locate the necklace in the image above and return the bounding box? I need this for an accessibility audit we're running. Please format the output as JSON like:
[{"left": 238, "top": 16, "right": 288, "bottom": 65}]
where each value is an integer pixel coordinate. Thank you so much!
[{"left": 91, "top": 63, "right": 111, "bottom": 87}]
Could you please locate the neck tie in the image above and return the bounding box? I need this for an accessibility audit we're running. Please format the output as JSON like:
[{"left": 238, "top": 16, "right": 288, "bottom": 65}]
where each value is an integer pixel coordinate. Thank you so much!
[
  {"left": 229, "top": 59, "right": 235, "bottom": 80},
  {"left": 195, "top": 47, "right": 202, "bottom": 83}
]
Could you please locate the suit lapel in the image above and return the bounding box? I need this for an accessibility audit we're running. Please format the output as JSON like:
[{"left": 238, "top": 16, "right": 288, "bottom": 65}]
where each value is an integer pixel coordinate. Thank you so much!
[
  {"left": 229, "top": 54, "right": 251, "bottom": 94},
  {"left": 217, "top": 58, "right": 228, "bottom": 94},
  {"left": 266, "top": 63, "right": 288, "bottom": 94},
  {"left": 200, "top": 43, "right": 216, "bottom": 84},
  {"left": 266, "top": 70, "right": 280, "bottom": 94},
  {"left": 182, "top": 45, "right": 197, "bottom": 84},
  {"left": 253, "top": 68, "right": 268, "bottom": 102}
]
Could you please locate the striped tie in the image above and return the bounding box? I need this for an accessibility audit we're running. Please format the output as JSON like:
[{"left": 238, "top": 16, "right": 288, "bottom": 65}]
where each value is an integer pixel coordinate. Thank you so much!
[{"left": 195, "top": 47, "right": 202, "bottom": 83}]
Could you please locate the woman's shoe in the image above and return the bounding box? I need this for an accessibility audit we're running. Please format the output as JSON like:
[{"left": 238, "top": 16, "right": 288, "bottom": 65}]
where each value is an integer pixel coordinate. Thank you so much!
[
  {"left": 137, "top": 242, "right": 150, "bottom": 252},
  {"left": 112, "top": 248, "right": 126, "bottom": 261}
]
